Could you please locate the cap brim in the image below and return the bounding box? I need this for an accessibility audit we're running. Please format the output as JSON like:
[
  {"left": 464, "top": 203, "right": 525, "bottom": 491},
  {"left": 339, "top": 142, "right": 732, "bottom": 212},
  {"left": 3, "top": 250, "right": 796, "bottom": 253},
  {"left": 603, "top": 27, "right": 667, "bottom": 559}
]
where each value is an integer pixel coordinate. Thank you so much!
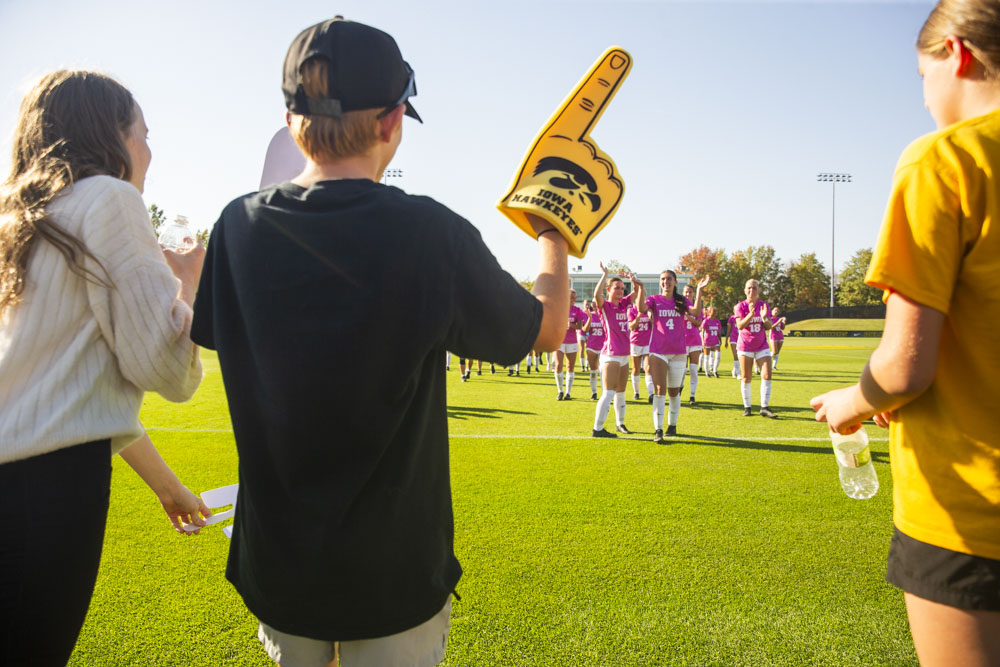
[{"left": 404, "top": 100, "right": 422, "bottom": 123}]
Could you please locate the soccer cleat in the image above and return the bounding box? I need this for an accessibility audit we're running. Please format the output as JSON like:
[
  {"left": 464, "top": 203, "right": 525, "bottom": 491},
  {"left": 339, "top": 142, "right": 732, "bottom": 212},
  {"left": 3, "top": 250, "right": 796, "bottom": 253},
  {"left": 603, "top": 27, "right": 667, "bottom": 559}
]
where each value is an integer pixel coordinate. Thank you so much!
[
  {"left": 742, "top": 407, "right": 753, "bottom": 417},
  {"left": 464, "top": 371, "right": 471, "bottom": 380},
  {"left": 665, "top": 425, "right": 677, "bottom": 436},
  {"left": 508, "top": 369, "right": 514, "bottom": 376},
  {"left": 445, "top": 365, "right": 450, "bottom": 371},
  {"left": 616, "top": 424, "right": 632, "bottom": 435},
  {"left": 563, "top": 394, "right": 572, "bottom": 401},
  {"left": 526, "top": 366, "right": 531, "bottom": 374},
  {"left": 689, "top": 396, "right": 696, "bottom": 405},
  {"left": 633, "top": 392, "right": 640, "bottom": 400},
  {"left": 591, "top": 392, "right": 598, "bottom": 401},
  {"left": 461, "top": 376, "right": 467, "bottom": 383},
  {"left": 760, "top": 407, "right": 777, "bottom": 418},
  {"left": 476, "top": 370, "right": 482, "bottom": 376},
  {"left": 592, "top": 428, "right": 616, "bottom": 438},
  {"left": 515, "top": 371, "right": 520, "bottom": 376},
  {"left": 490, "top": 365, "right": 496, "bottom": 374},
  {"left": 653, "top": 429, "right": 664, "bottom": 444},
  {"left": 648, "top": 394, "right": 654, "bottom": 405},
  {"left": 556, "top": 392, "right": 564, "bottom": 401}
]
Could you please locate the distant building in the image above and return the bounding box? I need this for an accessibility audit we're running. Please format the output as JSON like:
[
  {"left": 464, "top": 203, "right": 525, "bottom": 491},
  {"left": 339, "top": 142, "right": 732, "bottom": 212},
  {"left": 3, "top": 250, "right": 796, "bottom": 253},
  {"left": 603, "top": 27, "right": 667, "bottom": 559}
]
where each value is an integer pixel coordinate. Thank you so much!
[{"left": 569, "top": 272, "right": 694, "bottom": 304}]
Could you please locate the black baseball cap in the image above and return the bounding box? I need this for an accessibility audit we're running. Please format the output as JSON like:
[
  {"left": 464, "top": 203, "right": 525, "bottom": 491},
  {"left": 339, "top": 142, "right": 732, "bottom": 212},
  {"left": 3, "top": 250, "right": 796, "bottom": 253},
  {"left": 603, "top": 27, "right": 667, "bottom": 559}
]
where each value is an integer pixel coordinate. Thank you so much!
[{"left": 282, "top": 17, "right": 422, "bottom": 123}]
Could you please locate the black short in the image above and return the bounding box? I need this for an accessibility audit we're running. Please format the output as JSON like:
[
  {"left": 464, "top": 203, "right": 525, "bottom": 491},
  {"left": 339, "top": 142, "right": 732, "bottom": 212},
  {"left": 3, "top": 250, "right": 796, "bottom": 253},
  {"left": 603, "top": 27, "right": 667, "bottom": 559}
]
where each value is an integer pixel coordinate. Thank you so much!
[{"left": 886, "top": 527, "right": 1000, "bottom": 611}]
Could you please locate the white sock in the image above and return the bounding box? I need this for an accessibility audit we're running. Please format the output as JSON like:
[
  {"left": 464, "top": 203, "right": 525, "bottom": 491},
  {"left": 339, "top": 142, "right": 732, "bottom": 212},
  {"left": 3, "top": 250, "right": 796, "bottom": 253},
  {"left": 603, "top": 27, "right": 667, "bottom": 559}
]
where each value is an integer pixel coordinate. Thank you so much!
[
  {"left": 668, "top": 394, "right": 680, "bottom": 426},
  {"left": 761, "top": 379, "right": 772, "bottom": 408},
  {"left": 566, "top": 372, "right": 575, "bottom": 394},
  {"left": 689, "top": 363, "right": 699, "bottom": 398},
  {"left": 590, "top": 370, "right": 598, "bottom": 394},
  {"left": 733, "top": 359, "right": 739, "bottom": 373},
  {"left": 645, "top": 373, "right": 655, "bottom": 397},
  {"left": 514, "top": 363, "right": 520, "bottom": 372},
  {"left": 652, "top": 395, "right": 665, "bottom": 430},
  {"left": 594, "top": 390, "right": 614, "bottom": 430},
  {"left": 741, "top": 382, "right": 752, "bottom": 408},
  {"left": 712, "top": 350, "right": 720, "bottom": 373},
  {"left": 699, "top": 355, "right": 706, "bottom": 372},
  {"left": 614, "top": 391, "right": 626, "bottom": 426},
  {"left": 773, "top": 353, "right": 779, "bottom": 369},
  {"left": 555, "top": 371, "right": 564, "bottom": 393},
  {"left": 445, "top": 352, "right": 451, "bottom": 367},
  {"left": 631, "top": 373, "right": 641, "bottom": 395}
]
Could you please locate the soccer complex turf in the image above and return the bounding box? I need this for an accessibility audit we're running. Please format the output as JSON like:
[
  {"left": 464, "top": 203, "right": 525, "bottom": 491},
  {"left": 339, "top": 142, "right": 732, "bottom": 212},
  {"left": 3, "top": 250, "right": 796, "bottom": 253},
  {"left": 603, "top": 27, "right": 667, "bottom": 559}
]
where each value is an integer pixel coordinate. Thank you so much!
[{"left": 69, "top": 336, "right": 917, "bottom": 666}]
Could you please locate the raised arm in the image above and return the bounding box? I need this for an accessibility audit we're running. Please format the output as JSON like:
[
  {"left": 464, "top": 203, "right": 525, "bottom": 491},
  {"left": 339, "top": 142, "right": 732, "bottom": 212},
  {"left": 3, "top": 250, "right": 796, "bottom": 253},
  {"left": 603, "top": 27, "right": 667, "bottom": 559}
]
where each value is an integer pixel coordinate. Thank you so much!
[
  {"left": 626, "top": 272, "right": 645, "bottom": 307},
  {"left": 526, "top": 213, "right": 570, "bottom": 351},
  {"left": 593, "top": 262, "right": 610, "bottom": 309},
  {"left": 691, "top": 274, "right": 710, "bottom": 313}
]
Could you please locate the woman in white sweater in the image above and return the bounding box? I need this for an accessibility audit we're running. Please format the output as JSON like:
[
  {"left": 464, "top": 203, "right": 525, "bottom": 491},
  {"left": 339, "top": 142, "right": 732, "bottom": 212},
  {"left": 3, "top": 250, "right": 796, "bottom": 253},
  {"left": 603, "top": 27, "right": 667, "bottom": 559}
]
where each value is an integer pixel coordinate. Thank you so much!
[{"left": 0, "top": 70, "right": 208, "bottom": 665}]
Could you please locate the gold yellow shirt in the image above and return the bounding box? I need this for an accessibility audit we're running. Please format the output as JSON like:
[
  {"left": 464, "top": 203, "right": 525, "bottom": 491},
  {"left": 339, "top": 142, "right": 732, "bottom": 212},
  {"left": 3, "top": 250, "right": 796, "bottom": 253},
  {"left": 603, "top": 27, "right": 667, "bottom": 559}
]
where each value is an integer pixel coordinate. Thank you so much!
[{"left": 867, "top": 108, "right": 1000, "bottom": 561}]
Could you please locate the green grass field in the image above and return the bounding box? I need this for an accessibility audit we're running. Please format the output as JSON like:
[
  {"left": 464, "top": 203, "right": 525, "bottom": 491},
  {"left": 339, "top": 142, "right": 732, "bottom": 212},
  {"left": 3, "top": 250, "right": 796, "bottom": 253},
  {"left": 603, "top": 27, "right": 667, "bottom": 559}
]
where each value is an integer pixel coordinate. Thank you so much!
[
  {"left": 786, "top": 318, "right": 884, "bottom": 332},
  {"left": 69, "top": 337, "right": 916, "bottom": 666}
]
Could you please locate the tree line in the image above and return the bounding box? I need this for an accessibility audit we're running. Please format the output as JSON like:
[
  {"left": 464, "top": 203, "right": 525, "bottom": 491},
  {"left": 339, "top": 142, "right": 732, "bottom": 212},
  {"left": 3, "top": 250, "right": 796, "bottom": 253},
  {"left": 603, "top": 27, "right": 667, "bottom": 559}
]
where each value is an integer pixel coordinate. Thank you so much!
[{"left": 673, "top": 245, "right": 882, "bottom": 313}]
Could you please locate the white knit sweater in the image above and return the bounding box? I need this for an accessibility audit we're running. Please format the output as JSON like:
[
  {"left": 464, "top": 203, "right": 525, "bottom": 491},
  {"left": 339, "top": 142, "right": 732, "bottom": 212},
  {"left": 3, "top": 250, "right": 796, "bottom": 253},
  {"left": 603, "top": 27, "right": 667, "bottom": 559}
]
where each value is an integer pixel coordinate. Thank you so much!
[{"left": 0, "top": 176, "right": 202, "bottom": 463}]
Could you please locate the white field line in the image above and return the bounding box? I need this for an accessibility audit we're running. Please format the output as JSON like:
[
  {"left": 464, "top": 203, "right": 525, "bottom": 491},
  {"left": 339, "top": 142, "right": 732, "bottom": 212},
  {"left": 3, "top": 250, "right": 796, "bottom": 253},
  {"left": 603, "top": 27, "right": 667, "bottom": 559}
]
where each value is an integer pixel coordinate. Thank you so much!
[{"left": 143, "top": 427, "right": 888, "bottom": 443}]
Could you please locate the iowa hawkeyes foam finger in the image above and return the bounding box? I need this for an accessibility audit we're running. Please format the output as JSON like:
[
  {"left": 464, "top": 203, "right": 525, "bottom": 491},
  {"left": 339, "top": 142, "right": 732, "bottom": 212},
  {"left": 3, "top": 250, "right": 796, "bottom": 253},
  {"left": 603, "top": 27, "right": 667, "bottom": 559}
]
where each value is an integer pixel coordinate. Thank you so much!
[{"left": 498, "top": 47, "right": 632, "bottom": 258}]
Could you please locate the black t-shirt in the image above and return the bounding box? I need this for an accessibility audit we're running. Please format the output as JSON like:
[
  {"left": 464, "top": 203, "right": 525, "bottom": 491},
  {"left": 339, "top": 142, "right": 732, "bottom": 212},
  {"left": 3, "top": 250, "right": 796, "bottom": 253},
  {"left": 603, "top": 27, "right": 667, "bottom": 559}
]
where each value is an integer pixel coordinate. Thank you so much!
[{"left": 191, "top": 180, "right": 542, "bottom": 640}]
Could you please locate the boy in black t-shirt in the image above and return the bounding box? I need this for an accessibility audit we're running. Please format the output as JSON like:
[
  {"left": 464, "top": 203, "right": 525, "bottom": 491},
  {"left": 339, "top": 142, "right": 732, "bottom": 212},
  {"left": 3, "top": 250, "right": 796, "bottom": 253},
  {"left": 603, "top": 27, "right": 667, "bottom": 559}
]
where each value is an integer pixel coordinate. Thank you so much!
[{"left": 191, "top": 17, "right": 568, "bottom": 667}]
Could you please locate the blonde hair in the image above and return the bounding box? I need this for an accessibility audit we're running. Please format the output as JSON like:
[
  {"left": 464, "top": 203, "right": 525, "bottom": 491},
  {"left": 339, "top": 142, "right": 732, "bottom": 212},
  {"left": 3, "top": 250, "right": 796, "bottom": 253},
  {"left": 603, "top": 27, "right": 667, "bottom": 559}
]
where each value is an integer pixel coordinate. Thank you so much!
[
  {"left": 0, "top": 70, "right": 131, "bottom": 314},
  {"left": 288, "top": 58, "right": 382, "bottom": 161},
  {"left": 918, "top": 0, "right": 1000, "bottom": 79}
]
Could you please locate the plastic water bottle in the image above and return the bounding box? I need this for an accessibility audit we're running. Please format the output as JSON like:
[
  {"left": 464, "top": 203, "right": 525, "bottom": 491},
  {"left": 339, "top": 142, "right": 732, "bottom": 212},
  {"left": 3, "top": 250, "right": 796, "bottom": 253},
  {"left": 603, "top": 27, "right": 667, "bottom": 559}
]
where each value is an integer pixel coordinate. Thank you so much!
[
  {"left": 157, "top": 215, "right": 196, "bottom": 251},
  {"left": 831, "top": 427, "right": 879, "bottom": 499}
]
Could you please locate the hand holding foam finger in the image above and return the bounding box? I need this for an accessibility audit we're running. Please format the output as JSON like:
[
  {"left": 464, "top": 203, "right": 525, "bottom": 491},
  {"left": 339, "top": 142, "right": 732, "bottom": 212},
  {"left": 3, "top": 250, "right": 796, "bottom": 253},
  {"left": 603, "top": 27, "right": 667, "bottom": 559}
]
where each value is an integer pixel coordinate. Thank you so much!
[{"left": 498, "top": 47, "right": 632, "bottom": 258}]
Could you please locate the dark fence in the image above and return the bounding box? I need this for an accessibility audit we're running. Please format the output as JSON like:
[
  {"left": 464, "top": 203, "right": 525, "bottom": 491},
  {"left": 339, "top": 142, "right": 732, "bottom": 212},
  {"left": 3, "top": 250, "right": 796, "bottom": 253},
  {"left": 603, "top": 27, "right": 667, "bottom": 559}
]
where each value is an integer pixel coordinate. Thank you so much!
[
  {"left": 786, "top": 330, "right": 882, "bottom": 338},
  {"left": 784, "top": 304, "right": 885, "bottom": 324}
]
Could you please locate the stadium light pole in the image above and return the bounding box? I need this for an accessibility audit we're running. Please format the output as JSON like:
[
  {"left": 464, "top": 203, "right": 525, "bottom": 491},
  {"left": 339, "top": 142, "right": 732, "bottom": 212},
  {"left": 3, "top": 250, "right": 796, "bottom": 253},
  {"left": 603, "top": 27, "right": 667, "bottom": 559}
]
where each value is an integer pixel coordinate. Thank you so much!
[
  {"left": 817, "top": 173, "right": 851, "bottom": 316},
  {"left": 382, "top": 168, "right": 403, "bottom": 185}
]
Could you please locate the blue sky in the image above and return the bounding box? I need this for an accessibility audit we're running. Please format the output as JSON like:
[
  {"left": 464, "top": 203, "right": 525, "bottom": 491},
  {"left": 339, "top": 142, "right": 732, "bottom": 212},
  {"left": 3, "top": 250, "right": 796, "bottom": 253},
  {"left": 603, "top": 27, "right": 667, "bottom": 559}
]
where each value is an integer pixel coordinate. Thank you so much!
[{"left": 0, "top": 0, "right": 936, "bottom": 280}]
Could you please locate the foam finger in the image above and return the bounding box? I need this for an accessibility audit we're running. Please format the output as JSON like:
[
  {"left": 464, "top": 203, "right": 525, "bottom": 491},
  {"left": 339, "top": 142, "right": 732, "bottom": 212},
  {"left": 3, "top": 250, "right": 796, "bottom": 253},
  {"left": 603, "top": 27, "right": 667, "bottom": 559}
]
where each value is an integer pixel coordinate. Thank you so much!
[{"left": 545, "top": 47, "right": 632, "bottom": 140}]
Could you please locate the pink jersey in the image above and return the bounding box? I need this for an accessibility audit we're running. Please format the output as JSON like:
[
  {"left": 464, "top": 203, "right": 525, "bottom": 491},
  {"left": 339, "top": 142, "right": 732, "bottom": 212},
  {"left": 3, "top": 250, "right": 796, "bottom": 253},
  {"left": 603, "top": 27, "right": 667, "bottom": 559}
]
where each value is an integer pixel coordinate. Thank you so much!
[
  {"left": 584, "top": 310, "right": 605, "bottom": 351},
  {"left": 701, "top": 318, "right": 721, "bottom": 347},
  {"left": 563, "top": 305, "right": 586, "bottom": 345},
  {"left": 644, "top": 294, "right": 688, "bottom": 355},
  {"left": 684, "top": 297, "right": 702, "bottom": 346},
  {"left": 728, "top": 315, "right": 739, "bottom": 342},
  {"left": 736, "top": 300, "right": 770, "bottom": 352},
  {"left": 769, "top": 316, "right": 785, "bottom": 341},
  {"left": 600, "top": 298, "right": 633, "bottom": 356},
  {"left": 627, "top": 305, "right": 652, "bottom": 347}
]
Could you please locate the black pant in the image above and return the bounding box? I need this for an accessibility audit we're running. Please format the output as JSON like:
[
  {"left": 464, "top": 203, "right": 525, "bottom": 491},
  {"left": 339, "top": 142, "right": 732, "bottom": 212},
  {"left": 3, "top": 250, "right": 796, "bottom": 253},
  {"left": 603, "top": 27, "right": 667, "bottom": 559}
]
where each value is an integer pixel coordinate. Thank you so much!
[{"left": 0, "top": 440, "right": 112, "bottom": 666}]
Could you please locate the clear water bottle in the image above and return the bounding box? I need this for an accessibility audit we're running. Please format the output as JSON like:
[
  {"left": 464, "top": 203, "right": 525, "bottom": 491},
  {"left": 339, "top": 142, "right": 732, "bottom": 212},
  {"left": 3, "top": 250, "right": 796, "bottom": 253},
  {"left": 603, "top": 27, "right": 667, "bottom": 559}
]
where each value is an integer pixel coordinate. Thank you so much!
[
  {"left": 831, "top": 427, "right": 879, "bottom": 499},
  {"left": 157, "top": 215, "right": 197, "bottom": 251}
]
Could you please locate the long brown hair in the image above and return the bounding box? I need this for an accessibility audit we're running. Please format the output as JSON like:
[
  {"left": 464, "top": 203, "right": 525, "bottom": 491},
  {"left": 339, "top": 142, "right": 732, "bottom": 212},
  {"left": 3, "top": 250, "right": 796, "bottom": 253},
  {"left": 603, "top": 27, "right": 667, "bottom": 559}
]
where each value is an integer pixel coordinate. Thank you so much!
[{"left": 0, "top": 70, "right": 135, "bottom": 314}]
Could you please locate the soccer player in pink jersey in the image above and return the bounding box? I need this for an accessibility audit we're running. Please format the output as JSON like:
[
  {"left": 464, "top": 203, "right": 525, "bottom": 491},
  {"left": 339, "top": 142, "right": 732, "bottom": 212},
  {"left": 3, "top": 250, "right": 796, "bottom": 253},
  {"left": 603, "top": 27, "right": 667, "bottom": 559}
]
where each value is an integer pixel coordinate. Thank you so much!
[
  {"left": 591, "top": 262, "right": 645, "bottom": 437},
  {"left": 581, "top": 300, "right": 606, "bottom": 400},
  {"left": 726, "top": 307, "right": 740, "bottom": 377},
  {"left": 736, "top": 279, "right": 776, "bottom": 417},
  {"left": 768, "top": 306, "right": 787, "bottom": 370},
  {"left": 701, "top": 306, "right": 722, "bottom": 378},
  {"left": 639, "top": 270, "right": 700, "bottom": 442},
  {"left": 628, "top": 303, "right": 653, "bottom": 402},
  {"left": 555, "top": 288, "right": 586, "bottom": 400},
  {"left": 682, "top": 280, "right": 709, "bottom": 404}
]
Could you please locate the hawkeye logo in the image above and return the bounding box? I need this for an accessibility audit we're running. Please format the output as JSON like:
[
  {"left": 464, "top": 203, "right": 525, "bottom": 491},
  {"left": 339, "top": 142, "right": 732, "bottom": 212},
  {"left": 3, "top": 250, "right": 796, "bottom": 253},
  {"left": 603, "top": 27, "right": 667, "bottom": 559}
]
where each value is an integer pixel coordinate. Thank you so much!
[{"left": 508, "top": 157, "right": 602, "bottom": 237}]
